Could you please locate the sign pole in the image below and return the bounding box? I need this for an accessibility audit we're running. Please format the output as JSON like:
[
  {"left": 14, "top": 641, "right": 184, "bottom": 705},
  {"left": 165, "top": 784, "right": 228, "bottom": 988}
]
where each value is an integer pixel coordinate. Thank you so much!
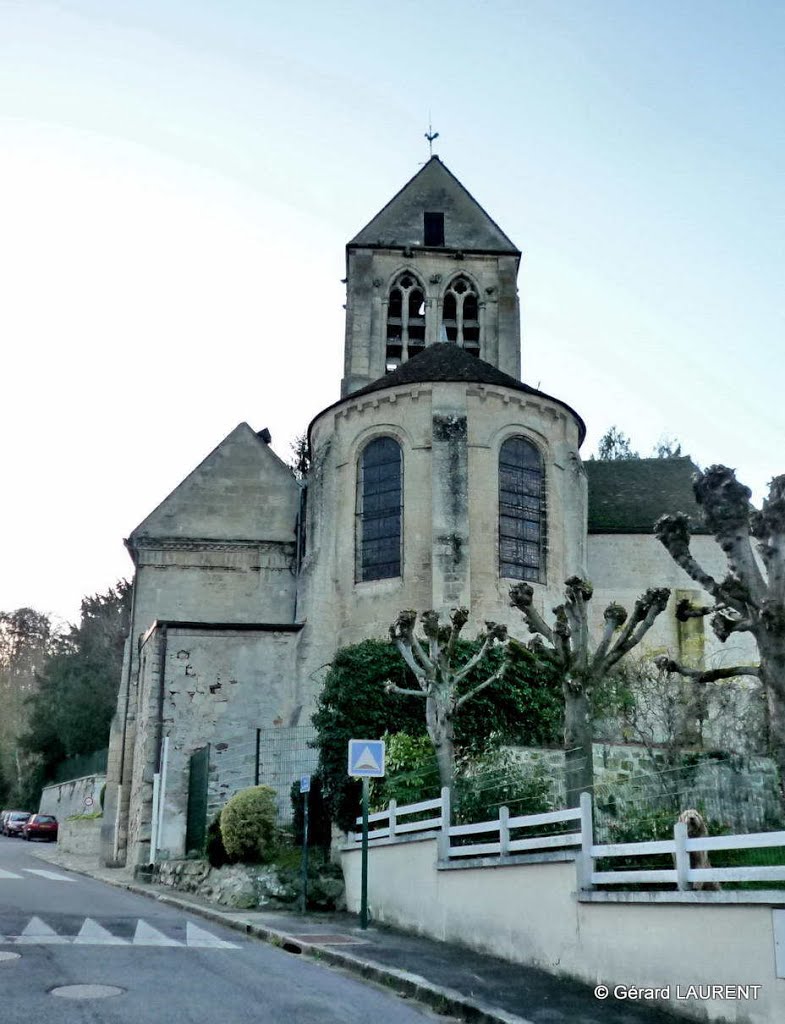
[
  {"left": 360, "top": 777, "right": 369, "bottom": 930},
  {"left": 301, "top": 788, "right": 309, "bottom": 913},
  {"left": 347, "top": 738, "right": 385, "bottom": 932},
  {"left": 299, "top": 774, "right": 311, "bottom": 914}
]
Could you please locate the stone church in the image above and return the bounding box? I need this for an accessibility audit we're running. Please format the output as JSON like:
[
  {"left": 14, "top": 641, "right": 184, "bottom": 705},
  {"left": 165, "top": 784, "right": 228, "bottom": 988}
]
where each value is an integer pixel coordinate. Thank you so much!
[{"left": 101, "top": 157, "right": 749, "bottom": 869}]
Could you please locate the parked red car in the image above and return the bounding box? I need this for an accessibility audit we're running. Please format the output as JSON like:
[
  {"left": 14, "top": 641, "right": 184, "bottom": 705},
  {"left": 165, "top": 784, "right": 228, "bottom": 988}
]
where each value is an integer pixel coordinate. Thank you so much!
[
  {"left": 3, "top": 812, "right": 31, "bottom": 837},
  {"left": 22, "top": 814, "right": 58, "bottom": 842}
]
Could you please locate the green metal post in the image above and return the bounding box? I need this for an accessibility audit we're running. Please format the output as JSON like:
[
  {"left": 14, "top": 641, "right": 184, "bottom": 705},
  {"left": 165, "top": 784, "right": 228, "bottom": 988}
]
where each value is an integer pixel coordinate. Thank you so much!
[{"left": 360, "top": 777, "right": 369, "bottom": 929}]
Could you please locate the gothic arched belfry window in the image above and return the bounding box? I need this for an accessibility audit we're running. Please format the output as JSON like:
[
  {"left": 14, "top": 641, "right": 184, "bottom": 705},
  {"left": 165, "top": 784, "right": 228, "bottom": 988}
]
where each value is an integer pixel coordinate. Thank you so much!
[
  {"left": 442, "top": 275, "right": 480, "bottom": 355},
  {"left": 386, "top": 273, "right": 426, "bottom": 371},
  {"left": 356, "top": 437, "right": 403, "bottom": 581},
  {"left": 499, "top": 437, "right": 545, "bottom": 582}
]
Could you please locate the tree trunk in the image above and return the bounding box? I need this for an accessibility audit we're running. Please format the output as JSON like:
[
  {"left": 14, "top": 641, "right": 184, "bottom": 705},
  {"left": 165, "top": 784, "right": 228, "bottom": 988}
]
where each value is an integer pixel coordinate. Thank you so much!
[
  {"left": 563, "top": 684, "right": 594, "bottom": 808},
  {"left": 425, "top": 694, "right": 455, "bottom": 795},
  {"left": 759, "top": 649, "right": 785, "bottom": 804}
]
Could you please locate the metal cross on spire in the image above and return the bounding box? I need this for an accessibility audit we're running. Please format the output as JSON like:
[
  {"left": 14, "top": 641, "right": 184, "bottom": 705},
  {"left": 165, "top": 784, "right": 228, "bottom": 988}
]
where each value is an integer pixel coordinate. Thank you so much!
[{"left": 424, "top": 118, "right": 439, "bottom": 157}]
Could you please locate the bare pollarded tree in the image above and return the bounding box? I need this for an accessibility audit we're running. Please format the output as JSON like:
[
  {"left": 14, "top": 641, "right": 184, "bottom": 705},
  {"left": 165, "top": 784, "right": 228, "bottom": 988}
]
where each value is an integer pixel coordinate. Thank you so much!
[
  {"left": 386, "top": 608, "right": 508, "bottom": 793},
  {"left": 655, "top": 466, "right": 785, "bottom": 794},
  {"left": 509, "top": 578, "right": 671, "bottom": 805}
]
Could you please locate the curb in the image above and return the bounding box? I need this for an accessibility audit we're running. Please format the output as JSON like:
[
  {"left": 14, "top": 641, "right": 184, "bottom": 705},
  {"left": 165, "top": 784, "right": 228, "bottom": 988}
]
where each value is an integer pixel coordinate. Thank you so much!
[{"left": 31, "top": 851, "right": 530, "bottom": 1024}]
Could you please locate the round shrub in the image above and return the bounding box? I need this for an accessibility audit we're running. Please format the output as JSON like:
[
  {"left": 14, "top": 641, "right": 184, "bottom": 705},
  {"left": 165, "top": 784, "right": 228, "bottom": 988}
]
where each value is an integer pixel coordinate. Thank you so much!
[{"left": 220, "top": 786, "right": 278, "bottom": 863}]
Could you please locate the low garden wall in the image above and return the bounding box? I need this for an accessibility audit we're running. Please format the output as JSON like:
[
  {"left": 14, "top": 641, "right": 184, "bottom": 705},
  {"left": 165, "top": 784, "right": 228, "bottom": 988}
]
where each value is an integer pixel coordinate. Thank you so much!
[
  {"left": 39, "top": 773, "right": 105, "bottom": 820},
  {"left": 342, "top": 837, "right": 785, "bottom": 1024}
]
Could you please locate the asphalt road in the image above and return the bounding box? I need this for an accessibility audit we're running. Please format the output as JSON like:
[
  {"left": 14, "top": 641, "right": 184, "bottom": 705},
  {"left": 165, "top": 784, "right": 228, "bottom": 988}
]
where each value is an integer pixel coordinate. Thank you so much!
[{"left": 0, "top": 835, "right": 435, "bottom": 1024}]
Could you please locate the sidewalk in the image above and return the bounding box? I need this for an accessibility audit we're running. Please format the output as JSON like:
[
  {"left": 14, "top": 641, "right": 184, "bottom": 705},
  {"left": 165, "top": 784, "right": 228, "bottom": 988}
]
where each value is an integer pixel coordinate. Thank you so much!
[{"left": 30, "top": 842, "right": 679, "bottom": 1024}]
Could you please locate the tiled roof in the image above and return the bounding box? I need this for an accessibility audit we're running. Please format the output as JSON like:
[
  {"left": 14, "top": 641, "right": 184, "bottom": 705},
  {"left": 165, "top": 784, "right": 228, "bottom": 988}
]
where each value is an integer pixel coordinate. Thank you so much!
[
  {"left": 349, "top": 344, "right": 586, "bottom": 442},
  {"left": 585, "top": 456, "right": 708, "bottom": 534}
]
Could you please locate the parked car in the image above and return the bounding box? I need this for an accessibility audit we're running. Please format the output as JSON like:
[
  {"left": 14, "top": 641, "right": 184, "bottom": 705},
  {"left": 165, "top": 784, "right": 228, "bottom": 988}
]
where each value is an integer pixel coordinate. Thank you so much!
[
  {"left": 3, "top": 811, "right": 31, "bottom": 837},
  {"left": 22, "top": 814, "right": 59, "bottom": 842}
]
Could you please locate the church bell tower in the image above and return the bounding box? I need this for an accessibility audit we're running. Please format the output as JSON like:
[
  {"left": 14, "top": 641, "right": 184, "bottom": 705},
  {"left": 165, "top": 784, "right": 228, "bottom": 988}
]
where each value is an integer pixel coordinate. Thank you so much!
[{"left": 341, "top": 156, "right": 523, "bottom": 397}]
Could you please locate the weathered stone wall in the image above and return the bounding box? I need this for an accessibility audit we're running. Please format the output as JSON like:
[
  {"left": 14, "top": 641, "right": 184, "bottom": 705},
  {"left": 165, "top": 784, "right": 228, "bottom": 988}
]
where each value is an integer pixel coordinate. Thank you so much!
[
  {"left": 40, "top": 774, "right": 105, "bottom": 819},
  {"left": 512, "top": 744, "right": 782, "bottom": 834},
  {"left": 57, "top": 817, "right": 102, "bottom": 857},
  {"left": 125, "top": 625, "right": 301, "bottom": 866}
]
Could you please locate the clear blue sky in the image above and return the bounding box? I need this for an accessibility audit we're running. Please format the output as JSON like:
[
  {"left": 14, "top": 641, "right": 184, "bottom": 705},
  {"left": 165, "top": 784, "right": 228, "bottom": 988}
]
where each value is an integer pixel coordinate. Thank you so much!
[{"left": 1, "top": 1, "right": 783, "bottom": 623}]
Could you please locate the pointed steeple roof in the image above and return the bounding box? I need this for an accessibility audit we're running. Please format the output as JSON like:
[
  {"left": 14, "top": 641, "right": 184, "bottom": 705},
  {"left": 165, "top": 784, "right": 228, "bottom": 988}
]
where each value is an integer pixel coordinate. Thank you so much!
[{"left": 348, "top": 157, "right": 519, "bottom": 254}]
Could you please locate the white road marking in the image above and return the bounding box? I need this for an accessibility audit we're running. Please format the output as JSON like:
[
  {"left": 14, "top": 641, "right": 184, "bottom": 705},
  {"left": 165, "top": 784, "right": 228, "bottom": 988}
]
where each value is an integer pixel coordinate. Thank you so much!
[
  {"left": 16, "top": 916, "right": 70, "bottom": 944},
  {"left": 0, "top": 916, "right": 238, "bottom": 947},
  {"left": 186, "top": 921, "right": 239, "bottom": 948},
  {"left": 132, "top": 920, "right": 183, "bottom": 946},
  {"left": 0, "top": 869, "right": 23, "bottom": 879},
  {"left": 74, "top": 918, "right": 127, "bottom": 945},
  {"left": 22, "top": 869, "right": 75, "bottom": 881}
]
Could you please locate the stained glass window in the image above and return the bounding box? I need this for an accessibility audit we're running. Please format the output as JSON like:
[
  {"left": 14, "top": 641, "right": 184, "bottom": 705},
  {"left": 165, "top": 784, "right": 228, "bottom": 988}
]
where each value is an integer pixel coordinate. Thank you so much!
[
  {"left": 499, "top": 436, "right": 545, "bottom": 582},
  {"left": 357, "top": 437, "right": 402, "bottom": 581}
]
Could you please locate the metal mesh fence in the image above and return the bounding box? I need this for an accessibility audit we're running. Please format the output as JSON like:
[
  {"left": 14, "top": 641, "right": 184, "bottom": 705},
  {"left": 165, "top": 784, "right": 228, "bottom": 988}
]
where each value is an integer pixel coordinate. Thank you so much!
[{"left": 208, "top": 726, "right": 318, "bottom": 827}]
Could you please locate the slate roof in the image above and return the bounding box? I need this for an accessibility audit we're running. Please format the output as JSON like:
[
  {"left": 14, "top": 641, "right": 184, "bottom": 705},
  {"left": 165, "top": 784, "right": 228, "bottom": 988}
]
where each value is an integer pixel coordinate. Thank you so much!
[
  {"left": 348, "top": 156, "right": 519, "bottom": 254},
  {"left": 347, "top": 344, "right": 586, "bottom": 443},
  {"left": 585, "top": 456, "right": 708, "bottom": 534}
]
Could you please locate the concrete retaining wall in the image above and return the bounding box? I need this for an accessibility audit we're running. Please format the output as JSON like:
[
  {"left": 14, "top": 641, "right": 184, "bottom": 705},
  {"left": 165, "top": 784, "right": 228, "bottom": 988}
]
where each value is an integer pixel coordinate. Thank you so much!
[
  {"left": 56, "top": 818, "right": 102, "bottom": 857},
  {"left": 342, "top": 838, "right": 785, "bottom": 1024},
  {"left": 39, "top": 774, "right": 104, "bottom": 820}
]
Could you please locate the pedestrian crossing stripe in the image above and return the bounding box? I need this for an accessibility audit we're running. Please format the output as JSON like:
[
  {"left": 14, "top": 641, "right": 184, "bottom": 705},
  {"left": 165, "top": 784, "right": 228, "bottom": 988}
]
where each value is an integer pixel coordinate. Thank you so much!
[
  {"left": 23, "top": 869, "right": 75, "bottom": 882},
  {"left": 132, "top": 920, "right": 183, "bottom": 946},
  {"left": 186, "top": 922, "right": 239, "bottom": 948},
  {"left": 74, "top": 919, "right": 127, "bottom": 945},
  {"left": 0, "top": 869, "right": 74, "bottom": 882},
  {"left": 0, "top": 918, "right": 239, "bottom": 948},
  {"left": 16, "top": 917, "right": 70, "bottom": 944}
]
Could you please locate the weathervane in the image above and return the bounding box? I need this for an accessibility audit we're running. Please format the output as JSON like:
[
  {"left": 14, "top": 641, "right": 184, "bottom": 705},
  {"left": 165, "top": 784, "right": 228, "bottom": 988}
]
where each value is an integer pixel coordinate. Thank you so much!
[{"left": 424, "top": 118, "right": 439, "bottom": 157}]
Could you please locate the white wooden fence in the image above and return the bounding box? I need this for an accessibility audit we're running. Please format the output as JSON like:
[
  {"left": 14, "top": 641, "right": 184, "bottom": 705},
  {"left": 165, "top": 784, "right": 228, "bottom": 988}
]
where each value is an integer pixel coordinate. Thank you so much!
[
  {"left": 349, "top": 788, "right": 785, "bottom": 890},
  {"left": 348, "top": 795, "right": 444, "bottom": 844},
  {"left": 580, "top": 792, "right": 785, "bottom": 890},
  {"left": 350, "top": 788, "right": 584, "bottom": 862}
]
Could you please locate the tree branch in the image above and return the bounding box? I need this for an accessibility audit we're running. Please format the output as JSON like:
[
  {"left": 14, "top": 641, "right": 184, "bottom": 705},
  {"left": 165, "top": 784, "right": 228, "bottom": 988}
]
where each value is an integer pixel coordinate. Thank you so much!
[
  {"left": 695, "top": 466, "right": 766, "bottom": 606},
  {"left": 606, "top": 588, "right": 670, "bottom": 667},
  {"left": 509, "top": 583, "right": 554, "bottom": 643},
  {"left": 384, "top": 680, "right": 427, "bottom": 698},
  {"left": 591, "top": 603, "right": 627, "bottom": 670},
  {"left": 392, "top": 637, "right": 430, "bottom": 690},
  {"left": 655, "top": 514, "right": 724, "bottom": 600},
  {"left": 454, "top": 664, "right": 506, "bottom": 709},
  {"left": 654, "top": 655, "right": 760, "bottom": 684}
]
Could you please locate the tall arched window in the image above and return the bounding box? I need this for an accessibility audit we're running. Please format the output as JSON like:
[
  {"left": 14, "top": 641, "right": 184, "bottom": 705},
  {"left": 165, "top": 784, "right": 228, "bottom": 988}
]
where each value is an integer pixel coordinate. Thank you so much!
[
  {"left": 356, "top": 437, "right": 402, "bottom": 581},
  {"left": 386, "top": 273, "right": 425, "bottom": 371},
  {"left": 499, "top": 437, "right": 545, "bottom": 581},
  {"left": 442, "top": 275, "right": 480, "bottom": 356}
]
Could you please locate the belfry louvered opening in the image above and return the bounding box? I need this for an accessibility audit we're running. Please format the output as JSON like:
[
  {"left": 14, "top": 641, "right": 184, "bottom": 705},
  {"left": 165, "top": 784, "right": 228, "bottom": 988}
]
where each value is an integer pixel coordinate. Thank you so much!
[
  {"left": 499, "top": 436, "right": 545, "bottom": 582},
  {"left": 386, "top": 273, "right": 426, "bottom": 372},
  {"left": 357, "top": 437, "right": 402, "bottom": 581}
]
